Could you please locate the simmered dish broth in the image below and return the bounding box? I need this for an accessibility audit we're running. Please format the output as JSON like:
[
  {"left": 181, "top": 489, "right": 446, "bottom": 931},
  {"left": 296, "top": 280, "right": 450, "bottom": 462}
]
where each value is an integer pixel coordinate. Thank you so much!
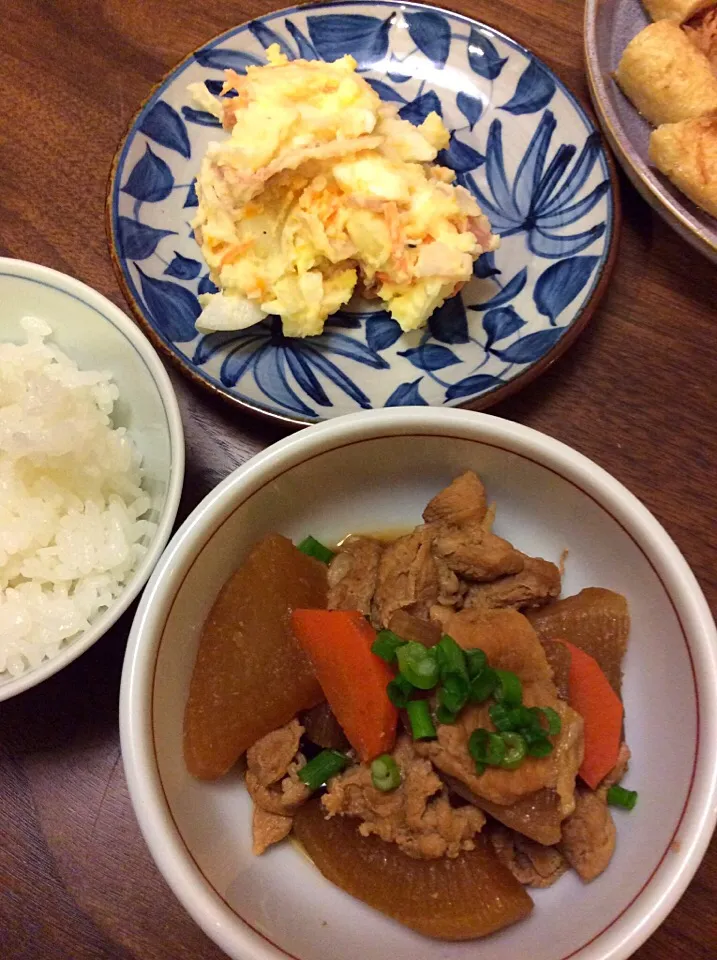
[{"left": 184, "top": 472, "right": 637, "bottom": 941}]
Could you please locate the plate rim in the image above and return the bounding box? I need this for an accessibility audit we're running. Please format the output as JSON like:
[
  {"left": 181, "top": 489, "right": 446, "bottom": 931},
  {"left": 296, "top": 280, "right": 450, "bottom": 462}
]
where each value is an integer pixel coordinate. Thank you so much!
[
  {"left": 583, "top": 0, "right": 717, "bottom": 265},
  {"left": 106, "top": 0, "right": 622, "bottom": 428}
]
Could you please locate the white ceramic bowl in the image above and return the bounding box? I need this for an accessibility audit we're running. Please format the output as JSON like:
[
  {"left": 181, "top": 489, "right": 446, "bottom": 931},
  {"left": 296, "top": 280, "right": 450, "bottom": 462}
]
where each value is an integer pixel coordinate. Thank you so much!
[
  {"left": 120, "top": 408, "right": 717, "bottom": 960},
  {"left": 0, "top": 258, "right": 185, "bottom": 701}
]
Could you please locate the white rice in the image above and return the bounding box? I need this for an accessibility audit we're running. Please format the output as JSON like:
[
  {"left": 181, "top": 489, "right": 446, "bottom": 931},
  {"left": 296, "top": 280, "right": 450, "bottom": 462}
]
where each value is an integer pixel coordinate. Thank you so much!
[{"left": 0, "top": 317, "right": 157, "bottom": 678}]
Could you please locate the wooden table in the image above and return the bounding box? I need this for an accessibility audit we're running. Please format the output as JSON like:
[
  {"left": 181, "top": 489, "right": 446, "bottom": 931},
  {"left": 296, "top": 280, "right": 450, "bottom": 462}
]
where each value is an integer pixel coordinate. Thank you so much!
[{"left": 1, "top": 0, "right": 715, "bottom": 957}]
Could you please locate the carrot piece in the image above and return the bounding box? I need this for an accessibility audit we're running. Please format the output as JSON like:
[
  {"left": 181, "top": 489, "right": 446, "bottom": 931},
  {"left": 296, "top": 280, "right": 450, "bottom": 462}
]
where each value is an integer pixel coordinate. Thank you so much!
[
  {"left": 561, "top": 640, "right": 624, "bottom": 790},
  {"left": 291, "top": 610, "right": 398, "bottom": 762}
]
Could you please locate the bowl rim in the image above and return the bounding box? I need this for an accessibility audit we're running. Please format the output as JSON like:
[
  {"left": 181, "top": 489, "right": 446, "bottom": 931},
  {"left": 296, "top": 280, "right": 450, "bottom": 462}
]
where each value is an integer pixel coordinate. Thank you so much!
[
  {"left": 583, "top": 0, "right": 717, "bottom": 264},
  {"left": 0, "top": 257, "right": 186, "bottom": 702},
  {"left": 120, "top": 407, "right": 717, "bottom": 960},
  {"left": 105, "top": 0, "right": 622, "bottom": 427}
]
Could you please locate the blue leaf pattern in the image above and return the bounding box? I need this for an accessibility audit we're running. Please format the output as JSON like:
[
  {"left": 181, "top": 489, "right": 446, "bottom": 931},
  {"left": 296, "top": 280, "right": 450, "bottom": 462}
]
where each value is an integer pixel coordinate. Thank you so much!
[
  {"left": 136, "top": 267, "right": 200, "bottom": 342},
  {"left": 366, "top": 315, "right": 403, "bottom": 351},
  {"left": 399, "top": 91, "right": 442, "bottom": 125},
  {"left": 221, "top": 338, "right": 265, "bottom": 388},
  {"left": 438, "top": 134, "right": 484, "bottom": 173},
  {"left": 286, "top": 20, "right": 318, "bottom": 59},
  {"left": 534, "top": 256, "right": 599, "bottom": 324},
  {"left": 193, "top": 330, "right": 241, "bottom": 365},
  {"left": 248, "top": 20, "right": 294, "bottom": 59},
  {"left": 399, "top": 345, "right": 462, "bottom": 371},
  {"left": 467, "top": 28, "right": 507, "bottom": 80},
  {"left": 111, "top": 5, "right": 612, "bottom": 421},
  {"left": 139, "top": 102, "right": 190, "bottom": 159},
  {"left": 194, "top": 47, "right": 264, "bottom": 71},
  {"left": 254, "top": 346, "right": 317, "bottom": 417},
  {"left": 365, "top": 77, "right": 407, "bottom": 103},
  {"left": 501, "top": 59, "right": 556, "bottom": 115},
  {"left": 483, "top": 307, "right": 525, "bottom": 349},
  {"left": 471, "top": 268, "right": 527, "bottom": 310},
  {"left": 284, "top": 348, "right": 331, "bottom": 406},
  {"left": 307, "top": 14, "right": 390, "bottom": 66},
  {"left": 165, "top": 252, "right": 202, "bottom": 280},
  {"left": 198, "top": 274, "right": 219, "bottom": 296},
  {"left": 446, "top": 374, "right": 505, "bottom": 400},
  {"left": 456, "top": 92, "right": 483, "bottom": 130},
  {"left": 122, "top": 145, "right": 174, "bottom": 202},
  {"left": 116, "top": 217, "right": 175, "bottom": 260},
  {"left": 493, "top": 328, "right": 563, "bottom": 363},
  {"left": 181, "top": 107, "right": 222, "bottom": 127},
  {"left": 184, "top": 180, "right": 198, "bottom": 208},
  {"left": 405, "top": 12, "right": 451, "bottom": 67},
  {"left": 429, "top": 297, "right": 469, "bottom": 344},
  {"left": 385, "top": 379, "right": 428, "bottom": 406},
  {"left": 473, "top": 250, "right": 502, "bottom": 279}
]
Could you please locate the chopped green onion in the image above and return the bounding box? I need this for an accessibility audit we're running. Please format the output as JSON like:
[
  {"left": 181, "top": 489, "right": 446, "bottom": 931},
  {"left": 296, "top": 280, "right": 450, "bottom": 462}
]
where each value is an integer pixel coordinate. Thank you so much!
[
  {"left": 529, "top": 705, "right": 562, "bottom": 736},
  {"left": 489, "top": 702, "right": 513, "bottom": 732},
  {"left": 526, "top": 737, "right": 553, "bottom": 758},
  {"left": 465, "top": 649, "right": 488, "bottom": 681},
  {"left": 397, "top": 642, "right": 440, "bottom": 690},
  {"left": 468, "top": 728, "right": 490, "bottom": 764},
  {"left": 406, "top": 699, "right": 437, "bottom": 740},
  {"left": 493, "top": 669, "right": 523, "bottom": 708},
  {"left": 438, "top": 673, "right": 470, "bottom": 715},
  {"left": 469, "top": 729, "right": 506, "bottom": 768},
  {"left": 371, "top": 754, "right": 402, "bottom": 792},
  {"left": 371, "top": 630, "right": 407, "bottom": 664},
  {"left": 607, "top": 785, "right": 638, "bottom": 810},
  {"left": 297, "top": 535, "right": 335, "bottom": 564},
  {"left": 298, "top": 749, "right": 349, "bottom": 791},
  {"left": 506, "top": 705, "right": 539, "bottom": 732},
  {"left": 470, "top": 667, "right": 499, "bottom": 703},
  {"left": 435, "top": 635, "right": 468, "bottom": 681},
  {"left": 387, "top": 673, "right": 414, "bottom": 709},
  {"left": 499, "top": 732, "right": 527, "bottom": 770},
  {"left": 436, "top": 703, "right": 459, "bottom": 725}
]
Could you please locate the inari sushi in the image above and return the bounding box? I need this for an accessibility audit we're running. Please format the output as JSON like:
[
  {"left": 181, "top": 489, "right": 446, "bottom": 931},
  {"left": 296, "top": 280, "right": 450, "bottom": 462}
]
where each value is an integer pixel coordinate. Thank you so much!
[
  {"left": 649, "top": 116, "right": 717, "bottom": 217},
  {"left": 615, "top": 20, "right": 717, "bottom": 125}
]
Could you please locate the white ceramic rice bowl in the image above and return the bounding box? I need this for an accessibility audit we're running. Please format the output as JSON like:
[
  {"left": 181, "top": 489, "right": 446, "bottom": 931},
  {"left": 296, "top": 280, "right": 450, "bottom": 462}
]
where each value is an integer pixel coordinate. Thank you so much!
[
  {"left": 120, "top": 407, "right": 717, "bottom": 960},
  {"left": 0, "top": 258, "right": 185, "bottom": 701}
]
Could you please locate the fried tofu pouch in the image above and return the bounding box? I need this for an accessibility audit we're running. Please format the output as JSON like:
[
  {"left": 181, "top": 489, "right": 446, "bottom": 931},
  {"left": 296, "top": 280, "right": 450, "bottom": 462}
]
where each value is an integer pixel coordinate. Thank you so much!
[
  {"left": 615, "top": 20, "right": 717, "bottom": 125},
  {"left": 649, "top": 116, "right": 717, "bottom": 216},
  {"left": 642, "top": 0, "right": 715, "bottom": 22}
]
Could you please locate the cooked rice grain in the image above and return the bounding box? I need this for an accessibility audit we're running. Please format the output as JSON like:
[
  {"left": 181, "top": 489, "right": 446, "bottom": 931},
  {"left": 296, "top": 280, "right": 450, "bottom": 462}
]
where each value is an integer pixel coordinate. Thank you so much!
[{"left": 0, "top": 317, "right": 156, "bottom": 677}]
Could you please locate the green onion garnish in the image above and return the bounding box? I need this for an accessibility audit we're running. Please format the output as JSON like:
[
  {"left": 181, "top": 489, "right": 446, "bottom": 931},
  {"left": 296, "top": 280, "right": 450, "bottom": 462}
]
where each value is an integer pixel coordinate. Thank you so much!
[
  {"left": 436, "top": 703, "right": 459, "bottom": 725},
  {"left": 371, "top": 754, "right": 401, "bottom": 792},
  {"left": 499, "top": 732, "right": 527, "bottom": 770},
  {"left": 506, "top": 705, "right": 538, "bottom": 731},
  {"left": 607, "top": 785, "right": 638, "bottom": 810},
  {"left": 297, "top": 749, "right": 350, "bottom": 791},
  {"left": 468, "top": 729, "right": 506, "bottom": 769},
  {"left": 469, "top": 667, "right": 499, "bottom": 703},
  {"left": 533, "top": 705, "right": 562, "bottom": 737},
  {"left": 406, "top": 699, "right": 437, "bottom": 740},
  {"left": 386, "top": 673, "right": 414, "bottom": 709},
  {"left": 435, "top": 634, "right": 468, "bottom": 681},
  {"left": 397, "top": 642, "right": 440, "bottom": 690},
  {"left": 465, "top": 648, "right": 488, "bottom": 681},
  {"left": 371, "top": 629, "right": 407, "bottom": 664},
  {"left": 493, "top": 669, "right": 523, "bottom": 707},
  {"left": 488, "top": 702, "right": 513, "bottom": 732},
  {"left": 297, "top": 535, "right": 335, "bottom": 564},
  {"left": 526, "top": 737, "right": 553, "bottom": 758},
  {"left": 438, "top": 673, "right": 470, "bottom": 715}
]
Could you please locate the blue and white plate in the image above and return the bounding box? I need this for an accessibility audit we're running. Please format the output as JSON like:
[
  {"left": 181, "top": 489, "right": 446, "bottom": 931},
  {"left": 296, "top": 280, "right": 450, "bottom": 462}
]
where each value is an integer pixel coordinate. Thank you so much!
[{"left": 108, "top": 1, "right": 619, "bottom": 425}]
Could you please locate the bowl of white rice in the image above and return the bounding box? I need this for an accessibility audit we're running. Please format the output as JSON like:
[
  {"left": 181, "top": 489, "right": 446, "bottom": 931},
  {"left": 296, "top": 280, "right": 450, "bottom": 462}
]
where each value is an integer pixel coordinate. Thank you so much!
[{"left": 0, "top": 258, "right": 184, "bottom": 701}]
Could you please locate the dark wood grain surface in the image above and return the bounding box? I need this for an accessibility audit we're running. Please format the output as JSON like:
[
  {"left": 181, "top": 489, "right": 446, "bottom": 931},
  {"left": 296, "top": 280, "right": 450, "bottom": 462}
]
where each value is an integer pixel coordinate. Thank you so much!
[{"left": 1, "top": 1, "right": 715, "bottom": 957}]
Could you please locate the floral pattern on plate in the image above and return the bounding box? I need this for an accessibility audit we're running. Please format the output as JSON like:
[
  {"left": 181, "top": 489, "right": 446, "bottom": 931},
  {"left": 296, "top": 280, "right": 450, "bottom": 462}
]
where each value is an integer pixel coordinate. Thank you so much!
[{"left": 108, "top": 1, "right": 616, "bottom": 424}]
